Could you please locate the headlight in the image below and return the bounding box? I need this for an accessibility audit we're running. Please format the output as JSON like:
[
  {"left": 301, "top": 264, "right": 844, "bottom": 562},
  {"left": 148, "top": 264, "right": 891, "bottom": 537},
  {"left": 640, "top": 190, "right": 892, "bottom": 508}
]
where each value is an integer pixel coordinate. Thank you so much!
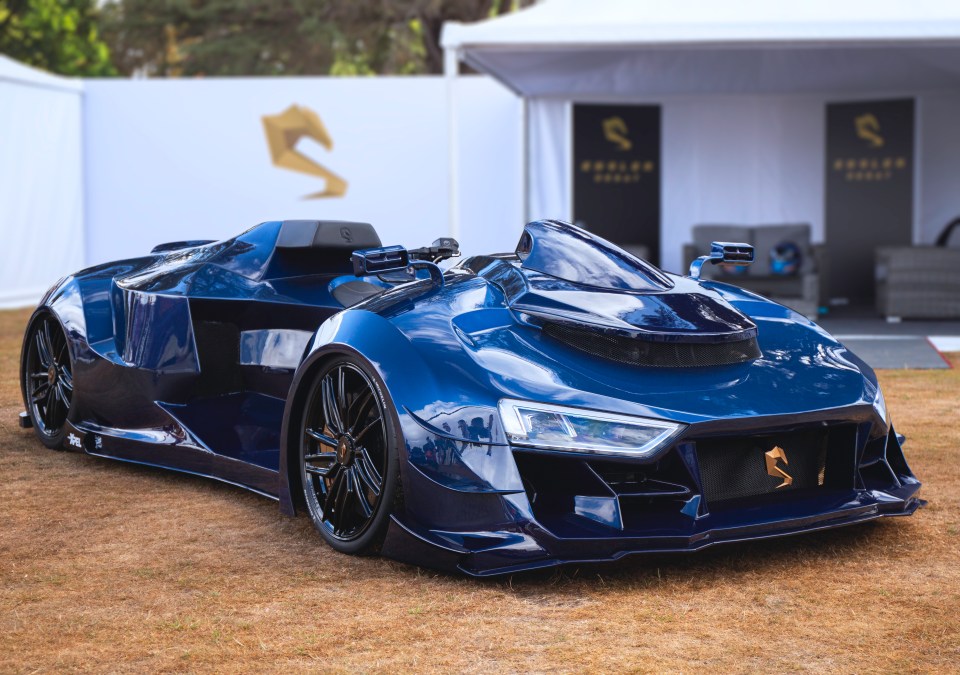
[
  {"left": 872, "top": 385, "right": 889, "bottom": 424},
  {"left": 497, "top": 398, "right": 684, "bottom": 458}
]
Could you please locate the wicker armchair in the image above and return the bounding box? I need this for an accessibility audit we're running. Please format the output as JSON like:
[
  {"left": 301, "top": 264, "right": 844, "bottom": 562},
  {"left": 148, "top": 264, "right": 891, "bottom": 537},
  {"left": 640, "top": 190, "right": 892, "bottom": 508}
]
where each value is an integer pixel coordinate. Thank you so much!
[
  {"left": 875, "top": 218, "right": 960, "bottom": 320},
  {"left": 876, "top": 246, "right": 960, "bottom": 320}
]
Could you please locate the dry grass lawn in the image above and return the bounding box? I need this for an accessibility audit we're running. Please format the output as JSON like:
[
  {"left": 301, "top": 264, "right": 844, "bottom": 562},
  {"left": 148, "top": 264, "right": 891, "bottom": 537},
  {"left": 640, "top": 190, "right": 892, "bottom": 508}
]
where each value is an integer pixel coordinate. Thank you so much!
[{"left": 1, "top": 306, "right": 958, "bottom": 673}]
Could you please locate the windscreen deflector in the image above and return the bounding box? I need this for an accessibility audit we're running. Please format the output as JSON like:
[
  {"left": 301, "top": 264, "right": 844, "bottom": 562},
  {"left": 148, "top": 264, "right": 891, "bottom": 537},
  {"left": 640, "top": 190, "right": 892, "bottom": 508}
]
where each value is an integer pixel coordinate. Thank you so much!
[{"left": 515, "top": 220, "right": 673, "bottom": 292}]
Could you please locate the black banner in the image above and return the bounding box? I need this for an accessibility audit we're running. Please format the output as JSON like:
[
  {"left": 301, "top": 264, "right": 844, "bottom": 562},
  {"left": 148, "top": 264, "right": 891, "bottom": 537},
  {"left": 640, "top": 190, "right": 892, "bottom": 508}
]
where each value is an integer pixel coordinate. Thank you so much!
[
  {"left": 573, "top": 104, "right": 661, "bottom": 264},
  {"left": 825, "top": 98, "right": 914, "bottom": 304}
]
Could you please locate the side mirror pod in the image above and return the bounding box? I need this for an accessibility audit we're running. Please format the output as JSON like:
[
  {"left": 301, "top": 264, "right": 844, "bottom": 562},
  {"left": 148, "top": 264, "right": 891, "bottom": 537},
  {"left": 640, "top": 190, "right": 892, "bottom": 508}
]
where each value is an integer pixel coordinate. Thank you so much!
[
  {"left": 409, "top": 237, "right": 460, "bottom": 263},
  {"left": 351, "top": 245, "right": 409, "bottom": 276},
  {"left": 351, "top": 245, "right": 445, "bottom": 288},
  {"left": 689, "top": 241, "right": 755, "bottom": 280}
]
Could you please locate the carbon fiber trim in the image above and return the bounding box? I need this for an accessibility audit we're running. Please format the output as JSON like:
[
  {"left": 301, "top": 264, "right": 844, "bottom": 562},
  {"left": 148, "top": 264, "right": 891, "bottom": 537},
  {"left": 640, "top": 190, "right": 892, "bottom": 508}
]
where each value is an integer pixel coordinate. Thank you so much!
[
  {"left": 543, "top": 322, "right": 761, "bottom": 368},
  {"left": 696, "top": 432, "right": 829, "bottom": 504}
]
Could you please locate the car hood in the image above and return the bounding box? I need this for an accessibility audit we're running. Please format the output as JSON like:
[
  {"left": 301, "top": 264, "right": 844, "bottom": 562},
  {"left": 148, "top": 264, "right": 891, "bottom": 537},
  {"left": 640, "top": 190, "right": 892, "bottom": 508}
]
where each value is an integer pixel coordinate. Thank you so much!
[
  {"left": 370, "top": 220, "right": 876, "bottom": 424},
  {"left": 372, "top": 272, "right": 877, "bottom": 425}
]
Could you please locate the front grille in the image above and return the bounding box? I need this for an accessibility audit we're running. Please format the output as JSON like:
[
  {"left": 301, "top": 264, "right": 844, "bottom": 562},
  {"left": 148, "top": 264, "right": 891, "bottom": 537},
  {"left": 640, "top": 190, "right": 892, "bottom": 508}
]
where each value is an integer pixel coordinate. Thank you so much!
[
  {"left": 696, "top": 429, "right": 830, "bottom": 504},
  {"left": 512, "top": 449, "right": 701, "bottom": 535},
  {"left": 542, "top": 322, "right": 761, "bottom": 368}
]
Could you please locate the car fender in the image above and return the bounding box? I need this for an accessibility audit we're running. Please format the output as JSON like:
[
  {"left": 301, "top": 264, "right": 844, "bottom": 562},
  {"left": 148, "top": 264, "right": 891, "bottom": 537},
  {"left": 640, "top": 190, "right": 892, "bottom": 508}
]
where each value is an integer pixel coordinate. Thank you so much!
[{"left": 277, "top": 309, "right": 526, "bottom": 520}]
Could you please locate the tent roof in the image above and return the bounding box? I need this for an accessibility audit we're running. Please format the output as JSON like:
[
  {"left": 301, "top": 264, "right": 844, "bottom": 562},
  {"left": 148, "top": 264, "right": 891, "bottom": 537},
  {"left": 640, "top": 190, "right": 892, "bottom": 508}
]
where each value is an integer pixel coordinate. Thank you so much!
[
  {"left": 0, "top": 55, "right": 83, "bottom": 93},
  {"left": 442, "top": 0, "right": 960, "bottom": 97}
]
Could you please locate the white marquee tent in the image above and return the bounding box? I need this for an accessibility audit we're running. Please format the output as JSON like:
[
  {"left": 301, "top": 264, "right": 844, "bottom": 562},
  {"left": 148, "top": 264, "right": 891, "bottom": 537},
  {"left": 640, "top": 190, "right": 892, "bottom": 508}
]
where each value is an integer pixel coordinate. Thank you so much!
[
  {"left": 0, "top": 55, "right": 85, "bottom": 307},
  {"left": 442, "top": 0, "right": 960, "bottom": 272}
]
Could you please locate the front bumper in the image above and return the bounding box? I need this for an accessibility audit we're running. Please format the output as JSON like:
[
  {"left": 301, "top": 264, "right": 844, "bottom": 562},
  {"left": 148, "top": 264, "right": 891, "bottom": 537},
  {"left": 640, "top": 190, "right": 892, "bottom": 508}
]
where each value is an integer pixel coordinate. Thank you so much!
[
  {"left": 383, "top": 481, "right": 922, "bottom": 577},
  {"left": 383, "top": 414, "right": 924, "bottom": 576}
]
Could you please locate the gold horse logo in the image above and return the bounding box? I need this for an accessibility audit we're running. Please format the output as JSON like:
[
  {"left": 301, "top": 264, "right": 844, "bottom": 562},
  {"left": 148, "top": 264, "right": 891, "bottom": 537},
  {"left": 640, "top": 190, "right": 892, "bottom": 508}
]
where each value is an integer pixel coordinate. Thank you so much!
[
  {"left": 855, "top": 113, "right": 884, "bottom": 148},
  {"left": 765, "top": 446, "right": 793, "bottom": 489},
  {"left": 602, "top": 116, "right": 632, "bottom": 152},
  {"left": 262, "top": 104, "right": 347, "bottom": 199}
]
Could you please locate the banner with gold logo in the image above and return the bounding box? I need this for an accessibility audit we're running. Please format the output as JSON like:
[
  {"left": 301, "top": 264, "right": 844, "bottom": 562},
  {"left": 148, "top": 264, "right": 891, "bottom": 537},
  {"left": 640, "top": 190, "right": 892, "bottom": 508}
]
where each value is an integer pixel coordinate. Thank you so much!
[
  {"left": 573, "top": 104, "right": 661, "bottom": 264},
  {"left": 825, "top": 98, "right": 914, "bottom": 304}
]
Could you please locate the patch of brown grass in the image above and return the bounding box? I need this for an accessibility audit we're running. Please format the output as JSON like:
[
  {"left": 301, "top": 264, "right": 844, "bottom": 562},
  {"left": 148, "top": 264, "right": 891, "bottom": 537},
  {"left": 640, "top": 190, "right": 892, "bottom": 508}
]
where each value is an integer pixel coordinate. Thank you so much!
[{"left": 1, "top": 307, "right": 958, "bottom": 673}]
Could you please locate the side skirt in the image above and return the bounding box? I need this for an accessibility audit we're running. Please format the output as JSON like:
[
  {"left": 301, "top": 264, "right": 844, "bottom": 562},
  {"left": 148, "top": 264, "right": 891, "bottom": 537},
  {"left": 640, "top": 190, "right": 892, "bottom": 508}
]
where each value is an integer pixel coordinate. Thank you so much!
[
  {"left": 65, "top": 421, "right": 281, "bottom": 500},
  {"left": 84, "top": 450, "right": 281, "bottom": 502}
]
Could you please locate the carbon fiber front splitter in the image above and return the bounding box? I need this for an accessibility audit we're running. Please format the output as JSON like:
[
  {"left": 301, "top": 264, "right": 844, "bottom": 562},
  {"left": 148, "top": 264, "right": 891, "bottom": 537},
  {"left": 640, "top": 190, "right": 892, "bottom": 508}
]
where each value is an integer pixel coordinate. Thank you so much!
[{"left": 380, "top": 484, "right": 924, "bottom": 577}]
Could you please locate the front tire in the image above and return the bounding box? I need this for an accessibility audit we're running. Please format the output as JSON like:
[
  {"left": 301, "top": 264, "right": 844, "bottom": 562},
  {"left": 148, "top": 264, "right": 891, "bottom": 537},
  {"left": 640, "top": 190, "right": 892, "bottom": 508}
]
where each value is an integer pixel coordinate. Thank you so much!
[
  {"left": 299, "top": 356, "right": 401, "bottom": 555},
  {"left": 21, "top": 312, "right": 74, "bottom": 450}
]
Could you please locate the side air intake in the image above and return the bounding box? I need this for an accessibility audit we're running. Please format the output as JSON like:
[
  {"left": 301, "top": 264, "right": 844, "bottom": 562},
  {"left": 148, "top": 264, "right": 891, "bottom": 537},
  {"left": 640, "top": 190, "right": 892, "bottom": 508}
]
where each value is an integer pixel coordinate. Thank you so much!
[{"left": 542, "top": 322, "right": 761, "bottom": 368}]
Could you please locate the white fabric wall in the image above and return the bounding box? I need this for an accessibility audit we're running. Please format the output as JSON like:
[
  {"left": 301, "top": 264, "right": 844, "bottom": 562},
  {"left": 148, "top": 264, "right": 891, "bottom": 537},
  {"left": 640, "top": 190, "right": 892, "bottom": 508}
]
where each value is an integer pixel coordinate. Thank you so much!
[
  {"left": 0, "top": 57, "right": 84, "bottom": 308},
  {"left": 451, "top": 76, "right": 524, "bottom": 254},
  {"left": 528, "top": 91, "right": 960, "bottom": 275},
  {"left": 661, "top": 95, "right": 824, "bottom": 274},
  {"left": 919, "top": 92, "right": 960, "bottom": 244},
  {"left": 84, "top": 76, "right": 521, "bottom": 265},
  {"left": 527, "top": 98, "right": 569, "bottom": 223}
]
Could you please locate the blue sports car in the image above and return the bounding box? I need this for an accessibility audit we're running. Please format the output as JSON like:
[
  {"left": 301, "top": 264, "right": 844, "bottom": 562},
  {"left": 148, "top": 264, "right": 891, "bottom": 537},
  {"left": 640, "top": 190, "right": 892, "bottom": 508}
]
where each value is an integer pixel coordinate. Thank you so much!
[{"left": 19, "top": 219, "right": 922, "bottom": 576}]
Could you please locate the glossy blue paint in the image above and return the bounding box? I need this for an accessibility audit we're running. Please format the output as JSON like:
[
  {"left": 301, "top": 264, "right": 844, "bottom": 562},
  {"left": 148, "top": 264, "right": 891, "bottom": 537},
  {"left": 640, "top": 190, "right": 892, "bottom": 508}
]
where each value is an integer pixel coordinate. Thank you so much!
[{"left": 22, "top": 219, "right": 923, "bottom": 576}]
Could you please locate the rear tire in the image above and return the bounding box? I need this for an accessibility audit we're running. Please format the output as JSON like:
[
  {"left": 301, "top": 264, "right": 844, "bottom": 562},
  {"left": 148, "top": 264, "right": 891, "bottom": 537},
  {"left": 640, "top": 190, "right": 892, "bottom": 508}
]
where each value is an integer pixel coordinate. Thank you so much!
[
  {"left": 298, "top": 355, "right": 401, "bottom": 555},
  {"left": 21, "top": 312, "right": 74, "bottom": 450}
]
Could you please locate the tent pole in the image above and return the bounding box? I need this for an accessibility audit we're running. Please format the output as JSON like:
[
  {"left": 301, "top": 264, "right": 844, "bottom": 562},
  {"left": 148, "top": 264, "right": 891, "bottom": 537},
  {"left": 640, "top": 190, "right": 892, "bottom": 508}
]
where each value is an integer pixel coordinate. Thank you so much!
[
  {"left": 521, "top": 96, "right": 529, "bottom": 225},
  {"left": 444, "top": 47, "right": 460, "bottom": 241}
]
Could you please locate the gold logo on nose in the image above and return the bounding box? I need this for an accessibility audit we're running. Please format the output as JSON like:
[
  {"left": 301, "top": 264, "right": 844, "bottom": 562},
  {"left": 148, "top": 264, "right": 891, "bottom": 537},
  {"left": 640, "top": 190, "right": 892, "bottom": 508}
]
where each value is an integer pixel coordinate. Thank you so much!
[{"left": 765, "top": 446, "right": 793, "bottom": 489}]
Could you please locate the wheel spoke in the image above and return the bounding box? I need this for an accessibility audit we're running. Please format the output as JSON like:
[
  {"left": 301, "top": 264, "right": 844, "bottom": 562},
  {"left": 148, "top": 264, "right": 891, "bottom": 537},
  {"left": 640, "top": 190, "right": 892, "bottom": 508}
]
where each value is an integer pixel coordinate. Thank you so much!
[
  {"left": 359, "top": 446, "right": 383, "bottom": 484},
  {"left": 59, "top": 372, "right": 73, "bottom": 393},
  {"left": 355, "top": 448, "right": 382, "bottom": 496},
  {"left": 321, "top": 375, "right": 343, "bottom": 434},
  {"left": 334, "top": 469, "right": 355, "bottom": 535},
  {"left": 347, "top": 389, "right": 373, "bottom": 432},
  {"left": 327, "top": 469, "right": 349, "bottom": 533},
  {"left": 35, "top": 332, "right": 52, "bottom": 369},
  {"left": 305, "top": 428, "right": 337, "bottom": 447},
  {"left": 31, "top": 382, "right": 50, "bottom": 403},
  {"left": 304, "top": 451, "right": 337, "bottom": 462},
  {"left": 305, "top": 463, "right": 335, "bottom": 477},
  {"left": 29, "top": 371, "right": 48, "bottom": 381},
  {"left": 44, "top": 387, "right": 58, "bottom": 422},
  {"left": 320, "top": 465, "right": 341, "bottom": 512},
  {"left": 42, "top": 321, "right": 57, "bottom": 366},
  {"left": 352, "top": 468, "right": 373, "bottom": 517},
  {"left": 354, "top": 416, "right": 382, "bottom": 445},
  {"left": 56, "top": 381, "right": 70, "bottom": 407},
  {"left": 335, "top": 367, "right": 350, "bottom": 429}
]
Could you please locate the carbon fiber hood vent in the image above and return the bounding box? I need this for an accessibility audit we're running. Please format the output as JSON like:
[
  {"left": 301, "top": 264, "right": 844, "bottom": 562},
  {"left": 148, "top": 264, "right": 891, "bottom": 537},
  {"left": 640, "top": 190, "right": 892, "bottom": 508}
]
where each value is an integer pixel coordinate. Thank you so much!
[{"left": 542, "top": 322, "right": 761, "bottom": 368}]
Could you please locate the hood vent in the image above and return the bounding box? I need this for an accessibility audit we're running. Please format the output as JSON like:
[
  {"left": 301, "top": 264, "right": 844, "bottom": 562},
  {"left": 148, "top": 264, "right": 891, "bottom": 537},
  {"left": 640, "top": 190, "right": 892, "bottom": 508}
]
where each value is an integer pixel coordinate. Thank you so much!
[{"left": 542, "top": 322, "right": 761, "bottom": 368}]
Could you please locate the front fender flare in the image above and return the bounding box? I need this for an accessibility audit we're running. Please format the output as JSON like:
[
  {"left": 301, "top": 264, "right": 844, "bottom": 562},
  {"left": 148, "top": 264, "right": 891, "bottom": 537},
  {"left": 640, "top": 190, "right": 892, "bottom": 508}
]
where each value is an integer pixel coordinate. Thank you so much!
[
  {"left": 277, "top": 309, "right": 526, "bottom": 521},
  {"left": 277, "top": 310, "right": 441, "bottom": 515}
]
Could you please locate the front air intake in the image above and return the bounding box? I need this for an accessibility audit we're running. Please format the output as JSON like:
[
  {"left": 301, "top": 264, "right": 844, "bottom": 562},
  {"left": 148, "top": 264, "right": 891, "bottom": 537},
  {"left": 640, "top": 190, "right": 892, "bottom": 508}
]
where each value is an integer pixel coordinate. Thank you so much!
[{"left": 542, "top": 322, "right": 761, "bottom": 368}]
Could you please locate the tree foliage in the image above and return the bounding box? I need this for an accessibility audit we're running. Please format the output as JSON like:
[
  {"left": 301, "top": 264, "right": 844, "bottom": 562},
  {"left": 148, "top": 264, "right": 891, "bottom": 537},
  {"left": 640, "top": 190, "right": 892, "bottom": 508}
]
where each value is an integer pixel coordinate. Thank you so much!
[
  {"left": 100, "top": 0, "right": 534, "bottom": 77},
  {"left": 0, "top": 0, "right": 115, "bottom": 76}
]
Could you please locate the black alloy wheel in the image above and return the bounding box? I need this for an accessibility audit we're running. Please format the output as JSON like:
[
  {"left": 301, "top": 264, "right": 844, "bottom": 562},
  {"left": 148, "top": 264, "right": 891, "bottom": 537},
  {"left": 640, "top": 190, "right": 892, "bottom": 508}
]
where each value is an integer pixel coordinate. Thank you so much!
[
  {"left": 300, "top": 358, "right": 399, "bottom": 554},
  {"left": 22, "top": 313, "right": 74, "bottom": 449}
]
